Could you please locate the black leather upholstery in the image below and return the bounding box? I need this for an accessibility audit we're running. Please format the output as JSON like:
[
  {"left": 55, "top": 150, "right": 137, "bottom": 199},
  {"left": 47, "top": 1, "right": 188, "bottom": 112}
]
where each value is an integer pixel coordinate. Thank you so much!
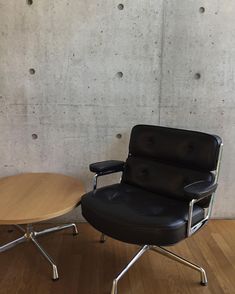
[
  {"left": 122, "top": 156, "right": 214, "bottom": 202},
  {"left": 82, "top": 183, "right": 205, "bottom": 246},
  {"left": 129, "top": 125, "right": 222, "bottom": 171},
  {"left": 81, "top": 125, "right": 222, "bottom": 246},
  {"left": 184, "top": 181, "right": 217, "bottom": 199},
  {"left": 90, "top": 160, "right": 125, "bottom": 174}
]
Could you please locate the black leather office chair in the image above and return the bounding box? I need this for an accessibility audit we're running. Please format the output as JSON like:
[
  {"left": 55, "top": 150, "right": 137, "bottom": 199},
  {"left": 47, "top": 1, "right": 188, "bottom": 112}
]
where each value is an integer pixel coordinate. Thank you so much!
[{"left": 81, "top": 125, "right": 223, "bottom": 294}]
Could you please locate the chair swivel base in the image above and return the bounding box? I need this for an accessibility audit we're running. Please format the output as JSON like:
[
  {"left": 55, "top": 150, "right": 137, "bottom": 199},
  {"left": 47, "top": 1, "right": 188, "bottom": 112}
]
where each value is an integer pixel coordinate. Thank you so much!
[
  {"left": 0, "top": 223, "right": 78, "bottom": 280},
  {"left": 110, "top": 244, "right": 208, "bottom": 294}
]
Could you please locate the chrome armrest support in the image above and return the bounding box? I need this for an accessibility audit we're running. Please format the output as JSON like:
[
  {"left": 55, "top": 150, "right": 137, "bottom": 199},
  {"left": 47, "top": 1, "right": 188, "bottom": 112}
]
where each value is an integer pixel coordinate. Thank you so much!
[
  {"left": 187, "top": 142, "right": 223, "bottom": 237},
  {"left": 93, "top": 170, "right": 123, "bottom": 190},
  {"left": 187, "top": 194, "right": 214, "bottom": 237}
]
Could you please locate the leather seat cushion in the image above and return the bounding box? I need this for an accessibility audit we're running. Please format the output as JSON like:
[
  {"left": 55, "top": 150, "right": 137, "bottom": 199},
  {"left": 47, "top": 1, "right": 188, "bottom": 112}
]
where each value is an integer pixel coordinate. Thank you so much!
[{"left": 81, "top": 183, "right": 204, "bottom": 246}]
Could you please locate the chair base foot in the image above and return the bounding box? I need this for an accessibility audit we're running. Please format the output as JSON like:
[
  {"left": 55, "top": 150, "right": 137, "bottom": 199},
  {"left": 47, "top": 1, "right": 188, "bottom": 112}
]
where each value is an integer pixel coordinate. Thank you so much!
[
  {"left": 100, "top": 233, "right": 106, "bottom": 243},
  {"left": 150, "top": 245, "right": 208, "bottom": 287},
  {"left": 111, "top": 280, "right": 117, "bottom": 294},
  {"left": 110, "top": 245, "right": 149, "bottom": 294},
  {"left": 110, "top": 244, "right": 208, "bottom": 294},
  {"left": 52, "top": 278, "right": 59, "bottom": 281}
]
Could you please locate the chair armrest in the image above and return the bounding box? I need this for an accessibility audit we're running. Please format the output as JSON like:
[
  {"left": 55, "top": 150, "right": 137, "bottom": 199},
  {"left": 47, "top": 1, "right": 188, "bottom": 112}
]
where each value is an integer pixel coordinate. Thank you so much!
[
  {"left": 184, "top": 180, "right": 217, "bottom": 200},
  {"left": 89, "top": 160, "right": 125, "bottom": 174}
]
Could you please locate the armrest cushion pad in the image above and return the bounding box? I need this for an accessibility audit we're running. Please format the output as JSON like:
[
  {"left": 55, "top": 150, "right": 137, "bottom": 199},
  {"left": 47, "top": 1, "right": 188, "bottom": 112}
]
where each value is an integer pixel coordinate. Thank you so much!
[
  {"left": 89, "top": 160, "right": 125, "bottom": 174},
  {"left": 184, "top": 180, "right": 217, "bottom": 200}
]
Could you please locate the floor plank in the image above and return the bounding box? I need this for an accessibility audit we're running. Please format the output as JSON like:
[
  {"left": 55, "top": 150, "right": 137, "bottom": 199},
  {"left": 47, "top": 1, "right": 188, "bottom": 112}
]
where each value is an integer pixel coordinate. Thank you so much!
[{"left": 0, "top": 221, "right": 234, "bottom": 294}]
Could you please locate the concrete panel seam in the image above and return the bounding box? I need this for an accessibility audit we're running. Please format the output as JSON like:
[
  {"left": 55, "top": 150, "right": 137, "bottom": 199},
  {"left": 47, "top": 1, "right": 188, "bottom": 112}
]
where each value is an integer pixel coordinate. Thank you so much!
[{"left": 158, "top": 0, "right": 166, "bottom": 125}]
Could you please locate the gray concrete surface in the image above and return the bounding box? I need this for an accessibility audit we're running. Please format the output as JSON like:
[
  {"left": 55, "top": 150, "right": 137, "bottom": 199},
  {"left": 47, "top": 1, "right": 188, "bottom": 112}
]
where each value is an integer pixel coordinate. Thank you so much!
[{"left": 0, "top": 1, "right": 234, "bottom": 220}]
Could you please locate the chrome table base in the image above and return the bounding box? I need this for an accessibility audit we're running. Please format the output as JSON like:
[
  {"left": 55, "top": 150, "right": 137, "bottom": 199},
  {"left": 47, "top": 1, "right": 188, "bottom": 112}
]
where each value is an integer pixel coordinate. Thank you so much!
[
  {"left": 111, "top": 244, "right": 208, "bottom": 294},
  {"left": 0, "top": 223, "right": 78, "bottom": 280}
]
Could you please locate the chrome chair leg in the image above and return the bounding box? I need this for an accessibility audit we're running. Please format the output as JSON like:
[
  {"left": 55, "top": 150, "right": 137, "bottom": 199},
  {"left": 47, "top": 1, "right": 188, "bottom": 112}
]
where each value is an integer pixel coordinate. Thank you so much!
[
  {"left": 150, "top": 245, "right": 208, "bottom": 286},
  {"left": 111, "top": 245, "right": 149, "bottom": 294},
  {"left": 31, "top": 236, "right": 59, "bottom": 280},
  {"left": 100, "top": 233, "right": 106, "bottom": 243},
  {"left": 34, "top": 223, "right": 78, "bottom": 237},
  {"left": 0, "top": 236, "right": 27, "bottom": 253}
]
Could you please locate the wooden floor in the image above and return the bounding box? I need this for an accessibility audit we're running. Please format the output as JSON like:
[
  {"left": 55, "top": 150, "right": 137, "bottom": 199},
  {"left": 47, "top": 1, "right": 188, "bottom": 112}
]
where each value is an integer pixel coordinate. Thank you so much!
[{"left": 0, "top": 221, "right": 234, "bottom": 294}]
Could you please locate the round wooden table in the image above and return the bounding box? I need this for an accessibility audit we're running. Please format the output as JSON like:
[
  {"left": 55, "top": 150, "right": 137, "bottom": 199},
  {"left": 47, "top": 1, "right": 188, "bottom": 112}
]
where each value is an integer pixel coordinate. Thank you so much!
[{"left": 0, "top": 173, "right": 84, "bottom": 280}]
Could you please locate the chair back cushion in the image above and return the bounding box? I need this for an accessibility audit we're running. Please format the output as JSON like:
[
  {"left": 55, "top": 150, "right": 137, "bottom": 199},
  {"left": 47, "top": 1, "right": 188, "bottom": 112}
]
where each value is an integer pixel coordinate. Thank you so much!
[{"left": 122, "top": 125, "right": 222, "bottom": 202}]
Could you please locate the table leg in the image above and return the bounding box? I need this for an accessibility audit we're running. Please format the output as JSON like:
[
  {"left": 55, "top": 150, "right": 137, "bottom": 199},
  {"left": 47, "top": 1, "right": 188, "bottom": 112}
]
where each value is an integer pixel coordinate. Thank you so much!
[
  {"left": 15, "top": 225, "right": 26, "bottom": 234},
  {"left": 0, "top": 223, "right": 77, "bottom": 280},
  {"left": 34, "top": 223, "right": 78, "bottom": 237},
  {"left": 0, "top": 236, "right": 26, "bottom": 253},
  {"left": 31, "top": 236, "right": 59, "bottom": 280}
]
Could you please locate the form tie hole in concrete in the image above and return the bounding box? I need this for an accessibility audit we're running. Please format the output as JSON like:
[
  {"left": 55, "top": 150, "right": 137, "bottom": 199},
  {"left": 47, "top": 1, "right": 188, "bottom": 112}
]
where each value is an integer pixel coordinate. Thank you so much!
[
  {"left": 118, "top": 4, "right": 124, "bottom": 10},
  {"left": 116, "top": 133, "right": 122, "bottom": 139},
  {"left": 29, "top": 68, "right": 36, "bottom": 75},
  {"left": 194, "top": 73, "right": 201, "bottom": 80},
  {"left": 199, "top": 7, "right": 205, "bottom": 13},
  {"left": 32, "top": 134, "right": 38, "bottom": 140},
  {"left": 116, "top": 72, "right": 123, "bottom": 78},
  {"left": 27, "top": 0, "right": 33, "bottom": 5}
]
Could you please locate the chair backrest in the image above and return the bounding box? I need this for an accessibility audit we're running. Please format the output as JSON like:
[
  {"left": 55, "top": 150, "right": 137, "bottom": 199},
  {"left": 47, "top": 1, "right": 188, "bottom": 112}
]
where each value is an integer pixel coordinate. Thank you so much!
[{"left": 122, "top": 125, "right": 222, "bottom": 203}]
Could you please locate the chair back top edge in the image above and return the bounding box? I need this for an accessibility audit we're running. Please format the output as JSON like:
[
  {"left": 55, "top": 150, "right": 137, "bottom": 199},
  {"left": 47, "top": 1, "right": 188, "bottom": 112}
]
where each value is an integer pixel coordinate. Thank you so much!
[{"left": 128, "top": 124, "right": 222, "bottom": 172}]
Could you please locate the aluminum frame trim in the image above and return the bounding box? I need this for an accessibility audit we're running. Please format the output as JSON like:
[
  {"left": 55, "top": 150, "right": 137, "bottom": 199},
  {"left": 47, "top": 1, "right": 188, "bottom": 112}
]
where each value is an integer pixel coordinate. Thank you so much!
[
  {"left": 93, "top": 170, "right": 124, "bottom": 191},
  {"left": 187, "top": 142, "right": 223, "bottom": 237}
]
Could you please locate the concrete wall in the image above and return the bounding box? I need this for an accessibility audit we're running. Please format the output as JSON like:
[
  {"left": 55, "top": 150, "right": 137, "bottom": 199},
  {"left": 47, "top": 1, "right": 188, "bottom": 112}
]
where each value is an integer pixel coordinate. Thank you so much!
[{"left": 0, "top": 0, "right": 234, "bottom": 221}]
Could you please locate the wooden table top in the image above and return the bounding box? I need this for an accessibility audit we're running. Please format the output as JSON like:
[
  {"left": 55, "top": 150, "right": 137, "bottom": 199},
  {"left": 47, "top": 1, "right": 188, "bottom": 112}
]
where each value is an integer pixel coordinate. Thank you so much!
[{"left": 0, "top": 173, "right": 85, "bottom": 225}]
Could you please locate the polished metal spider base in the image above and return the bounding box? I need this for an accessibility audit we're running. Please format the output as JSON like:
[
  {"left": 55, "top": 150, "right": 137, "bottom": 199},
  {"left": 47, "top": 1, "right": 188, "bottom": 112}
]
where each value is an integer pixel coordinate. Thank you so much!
[
  {"left": 0, "top": 223, "right": 78, "bottom": 280},
  {"left": 111, "top": 244, "right": 208, "bottom": 294}
]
